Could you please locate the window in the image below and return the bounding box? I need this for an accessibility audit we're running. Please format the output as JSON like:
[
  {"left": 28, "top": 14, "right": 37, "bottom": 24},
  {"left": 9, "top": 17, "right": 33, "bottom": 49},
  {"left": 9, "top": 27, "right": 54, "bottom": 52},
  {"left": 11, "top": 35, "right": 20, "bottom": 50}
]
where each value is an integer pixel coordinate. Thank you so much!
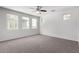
[
  {"left": 22, "top": 17, "right": 29, "bottom": 29},
  {"left": 63, "top": 14, "right": 71, "bottom": 20},
  {"left": 32, "top": 18, "right": 37, "bottom": 29},
  {"left": 7, "top": 14, "right": 18, "bottom": 30}
]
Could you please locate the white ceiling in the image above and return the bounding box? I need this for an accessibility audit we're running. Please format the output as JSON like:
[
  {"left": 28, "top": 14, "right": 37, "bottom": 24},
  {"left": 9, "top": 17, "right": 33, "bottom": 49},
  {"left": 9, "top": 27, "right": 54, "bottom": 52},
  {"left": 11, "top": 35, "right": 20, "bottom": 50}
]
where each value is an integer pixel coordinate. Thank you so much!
[{"left": 3, "top": 6, "right": 75, "bottom": 16}]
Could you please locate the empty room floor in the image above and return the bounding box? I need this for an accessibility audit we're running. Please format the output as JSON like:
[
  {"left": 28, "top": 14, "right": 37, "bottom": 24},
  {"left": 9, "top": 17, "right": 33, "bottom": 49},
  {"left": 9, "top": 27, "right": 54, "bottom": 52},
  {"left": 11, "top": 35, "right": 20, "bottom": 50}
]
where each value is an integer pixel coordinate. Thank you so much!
[{"left": 0, "top": 35, "right": 79, "bottom": 53}]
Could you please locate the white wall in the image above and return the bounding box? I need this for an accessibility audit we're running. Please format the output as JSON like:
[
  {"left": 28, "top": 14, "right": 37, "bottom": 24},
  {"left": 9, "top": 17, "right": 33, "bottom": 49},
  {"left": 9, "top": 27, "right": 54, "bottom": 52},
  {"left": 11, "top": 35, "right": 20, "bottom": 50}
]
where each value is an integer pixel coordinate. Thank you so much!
[
  {"left": 77, "top": 8, "right": 79, "bottom": 42},
  {"left": 0, "top": 7, "right": 79, "bottom": 42},
  {"left": 0, "top": 7, "right": 40, "bottom": 41},
  {"left": 40, "top": 7, "right": 79, "bottom": 41}
]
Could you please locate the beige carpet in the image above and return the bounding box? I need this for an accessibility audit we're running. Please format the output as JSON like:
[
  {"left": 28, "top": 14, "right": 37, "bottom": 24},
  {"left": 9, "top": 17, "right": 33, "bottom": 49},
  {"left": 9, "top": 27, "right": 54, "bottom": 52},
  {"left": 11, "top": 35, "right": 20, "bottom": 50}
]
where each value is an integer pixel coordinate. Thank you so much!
[{"left": 0, "top": 35, "right": 78, "bottom": 53}]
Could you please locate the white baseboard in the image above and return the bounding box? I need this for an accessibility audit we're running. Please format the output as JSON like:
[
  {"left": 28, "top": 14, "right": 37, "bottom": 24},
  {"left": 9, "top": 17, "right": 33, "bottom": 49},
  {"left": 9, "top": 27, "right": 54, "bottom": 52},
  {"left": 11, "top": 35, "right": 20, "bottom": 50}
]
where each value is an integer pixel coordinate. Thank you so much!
[{"left": 41, "top": 33, "right": 78, "bottom": 42}]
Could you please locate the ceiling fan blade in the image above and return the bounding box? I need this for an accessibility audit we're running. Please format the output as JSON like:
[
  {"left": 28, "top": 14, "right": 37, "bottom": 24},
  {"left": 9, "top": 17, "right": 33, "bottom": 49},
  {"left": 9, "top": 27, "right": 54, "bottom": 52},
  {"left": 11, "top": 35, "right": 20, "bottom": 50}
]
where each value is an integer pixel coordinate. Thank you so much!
[
  {"left": 40, "top": 10, "right": 47, "bottom": 12},
  {"left": 29, "top": 6, "right": 47, "bottom": 14}
]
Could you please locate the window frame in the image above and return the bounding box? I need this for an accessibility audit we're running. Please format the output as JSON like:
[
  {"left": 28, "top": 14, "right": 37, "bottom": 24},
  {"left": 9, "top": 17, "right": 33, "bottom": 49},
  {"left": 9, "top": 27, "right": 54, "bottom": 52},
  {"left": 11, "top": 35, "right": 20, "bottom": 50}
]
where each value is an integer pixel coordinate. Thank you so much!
[
  {"left": 22, "top": 16, "right": 30, "bottom": 29},
  {"left": 7, "top": 14, "right": 19, "bottom": 30},
  {"left": 31, "top": 18, "right": 37, "bottom": 29},
  {"left": 63, "top": 14, "right": 71, "bottom": 20}
]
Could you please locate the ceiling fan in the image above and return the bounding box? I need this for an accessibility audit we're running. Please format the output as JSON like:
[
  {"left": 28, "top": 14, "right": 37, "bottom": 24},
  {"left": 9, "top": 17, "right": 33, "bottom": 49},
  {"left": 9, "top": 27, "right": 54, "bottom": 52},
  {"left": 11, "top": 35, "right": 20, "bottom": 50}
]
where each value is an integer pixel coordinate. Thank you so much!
[{"left": 30, "top": 6, "right": 47, "bottom": 14}]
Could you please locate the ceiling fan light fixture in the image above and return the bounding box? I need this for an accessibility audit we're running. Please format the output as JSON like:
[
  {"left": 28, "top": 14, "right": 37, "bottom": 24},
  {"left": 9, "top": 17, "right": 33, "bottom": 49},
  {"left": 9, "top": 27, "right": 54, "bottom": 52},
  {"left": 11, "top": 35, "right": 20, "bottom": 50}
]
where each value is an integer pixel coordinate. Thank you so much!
[{"left": 36, "top": 11, "right": 40, "bottom": 13}]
